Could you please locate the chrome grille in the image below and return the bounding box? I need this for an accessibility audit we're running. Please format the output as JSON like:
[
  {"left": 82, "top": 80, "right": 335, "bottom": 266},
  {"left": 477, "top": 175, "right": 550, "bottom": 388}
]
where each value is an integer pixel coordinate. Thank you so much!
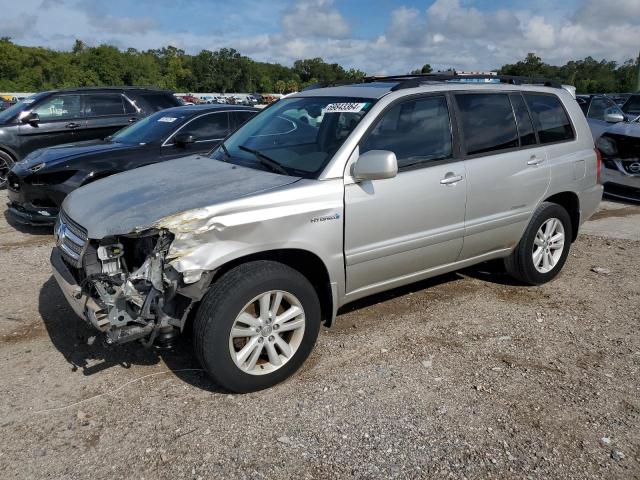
[{"left": 55, "top": 210, "right": 88, "bottom": 267}]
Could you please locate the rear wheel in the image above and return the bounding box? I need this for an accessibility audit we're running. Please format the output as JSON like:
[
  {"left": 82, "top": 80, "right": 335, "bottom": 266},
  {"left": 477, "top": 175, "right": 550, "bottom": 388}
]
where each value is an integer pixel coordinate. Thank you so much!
[
  {"left": 0, "top": 150, "right": 15, "bottom": 189},
  {"left": 193, "top": 260, "right": 321, "bottom": 393},
  {"left": 504, "top": 202, "right": 572, "bottom": 285}
]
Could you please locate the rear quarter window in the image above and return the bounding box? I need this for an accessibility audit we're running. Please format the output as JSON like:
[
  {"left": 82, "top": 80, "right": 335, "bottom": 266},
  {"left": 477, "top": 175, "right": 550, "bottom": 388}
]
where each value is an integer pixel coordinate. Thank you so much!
[
  {"left": 137, "top": 93, "right": 182, "bottom": 112},
  {"left": 524, "top": 93, "right": 574, "bottom": 144}
]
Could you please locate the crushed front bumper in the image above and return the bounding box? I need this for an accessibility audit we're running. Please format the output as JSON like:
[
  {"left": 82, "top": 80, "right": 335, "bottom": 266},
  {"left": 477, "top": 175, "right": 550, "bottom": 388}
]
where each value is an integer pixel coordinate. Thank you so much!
[
  {"left": 602, "top": 160, "right": 640, "bottom": 202},
  {"left": 50, "top": 248, "right": 102, "bottom": 324},
  {"left": 7, "top": 200, "right": 58, "bottom": 226}
]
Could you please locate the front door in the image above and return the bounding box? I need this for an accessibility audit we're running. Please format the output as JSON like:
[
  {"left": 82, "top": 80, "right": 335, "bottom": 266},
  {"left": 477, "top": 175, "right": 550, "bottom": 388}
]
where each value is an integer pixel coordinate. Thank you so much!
[
  {"left": 17, "top": 94, "right": 85, "bottom": 156},
  {"left": 161, "top": 111, "right": 232, "bottom": 160},
  {"left": 344, "top": 94, "right": 467, "bottom": 296},
  {"left": 586, "top": 96, "right": 624, "bottom": 140}
]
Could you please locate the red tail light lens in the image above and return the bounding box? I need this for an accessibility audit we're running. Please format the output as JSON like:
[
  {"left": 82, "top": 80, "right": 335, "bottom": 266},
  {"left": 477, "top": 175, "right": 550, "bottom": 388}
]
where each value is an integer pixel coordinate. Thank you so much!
[{"left": 595, "top": 148, "right": 602, "bottom": 184}]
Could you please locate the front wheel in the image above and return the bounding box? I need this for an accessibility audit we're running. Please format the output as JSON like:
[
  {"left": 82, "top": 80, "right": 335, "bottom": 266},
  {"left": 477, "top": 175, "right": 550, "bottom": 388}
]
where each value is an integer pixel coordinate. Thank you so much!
[
  {"left": 193, "top": 260, "right": 321, "bottom": 393},
  {"left": 504, "top": 202, "right": 572, "bottom": 285},
  {"left": 0, "top": 150, "right": 15, "bottom": 189}
]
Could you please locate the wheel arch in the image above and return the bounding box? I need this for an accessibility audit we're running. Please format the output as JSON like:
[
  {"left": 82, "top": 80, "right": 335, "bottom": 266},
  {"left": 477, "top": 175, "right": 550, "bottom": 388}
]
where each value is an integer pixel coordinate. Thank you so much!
[
  {"left": 543, "top": 191, "right": 580, "bottom": 242},
  {"left": 0, "top": 144, "right": 19, "bottom": 162},
  {"left": 208, "top": 248, "right": 336, "bottom": 327}
]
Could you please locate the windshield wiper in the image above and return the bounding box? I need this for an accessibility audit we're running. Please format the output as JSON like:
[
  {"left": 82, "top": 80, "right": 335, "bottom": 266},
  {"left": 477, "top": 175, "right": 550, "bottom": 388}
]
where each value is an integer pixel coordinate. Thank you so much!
[
  {"left": 220, "top": 142, "right": 231, "bottom": 160},
  {"left": 238, "top": 145, "right": 289, "bottom": 175}
]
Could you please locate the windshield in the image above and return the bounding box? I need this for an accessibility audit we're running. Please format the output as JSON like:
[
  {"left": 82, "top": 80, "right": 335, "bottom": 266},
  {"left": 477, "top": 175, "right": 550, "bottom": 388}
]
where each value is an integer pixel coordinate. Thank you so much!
[
  {"left": 111, "top": 110, "right": 188, "bottom": 144},
  {"left": 0, "top": 93, "right": 45, "bottom": 124},
  {"left": 622, "top": 95, "right": 640, "bottom": 115},
  {"left": 210, "top": 96, "right": 375, "bottom": 177}
]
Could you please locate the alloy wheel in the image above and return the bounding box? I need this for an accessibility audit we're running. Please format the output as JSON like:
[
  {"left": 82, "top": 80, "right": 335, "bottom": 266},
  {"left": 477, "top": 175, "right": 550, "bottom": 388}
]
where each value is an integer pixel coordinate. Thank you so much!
[
  {"left": 0, "top": 156, "right": 9, "bottom": 188},
  {"left": 229, "top": 290, "right": 306, "bottom": 375},
  {"left": 532, "top": 218, "right": 565, "bottom": 274}
]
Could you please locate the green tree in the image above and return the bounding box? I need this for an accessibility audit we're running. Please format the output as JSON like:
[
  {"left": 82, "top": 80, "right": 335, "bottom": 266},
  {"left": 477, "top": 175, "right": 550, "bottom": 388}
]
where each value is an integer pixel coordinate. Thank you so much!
[
  {"left": 410, "top": 64, "right": 432, "bottom": 74},
  {"left": 274, "top": 80, "right": 286, "bottom": 94}
]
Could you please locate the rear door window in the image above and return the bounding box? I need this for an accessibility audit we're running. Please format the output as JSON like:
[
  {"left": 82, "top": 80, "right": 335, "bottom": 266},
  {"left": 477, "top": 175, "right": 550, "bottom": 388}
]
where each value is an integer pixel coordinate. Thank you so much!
[
  {"left": 455, "top": 93, "right": 518, "bottom": 156},
  {"left": 361, "top": 95, "right": 452, "bottom": 169},
  {"left": 509, "top": 93, "right": 537, "bottom": 147},
  {"left": 84, "top": 94, "right": 126, "bottom": 117},
  {"left": 524, "top": 94, "right": 574, "bottom": 144}
]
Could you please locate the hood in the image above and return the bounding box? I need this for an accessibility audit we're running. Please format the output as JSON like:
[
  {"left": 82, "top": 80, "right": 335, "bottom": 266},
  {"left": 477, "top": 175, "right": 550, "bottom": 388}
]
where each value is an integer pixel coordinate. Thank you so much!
[
  {"left": 19, "top": 140, "right": 138, "bottom": 169},
  {"left": 62, "top": 155, "right": 300, "bottom": 238},
  {"left": 605, "top": 121, "right": 640, "bottom": 139}
]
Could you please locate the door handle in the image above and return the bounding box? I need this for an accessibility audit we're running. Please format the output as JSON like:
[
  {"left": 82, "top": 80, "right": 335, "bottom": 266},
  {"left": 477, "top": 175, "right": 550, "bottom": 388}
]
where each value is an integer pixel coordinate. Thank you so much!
[
  {"left": 440, "top": 174, "right": 463, "bottom": 185},
  {"left": 65, "top": 122, "right": 81, "bottom": 129},
  {"left": 527, "top": 155, "right": 544, "bottom": 166}
]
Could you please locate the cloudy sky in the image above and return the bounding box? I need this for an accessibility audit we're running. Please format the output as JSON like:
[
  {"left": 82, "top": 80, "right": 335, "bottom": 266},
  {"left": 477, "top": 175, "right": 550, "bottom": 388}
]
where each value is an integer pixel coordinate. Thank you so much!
[{"left": 2, "top": 0, "right": 639, "bottom": 73}]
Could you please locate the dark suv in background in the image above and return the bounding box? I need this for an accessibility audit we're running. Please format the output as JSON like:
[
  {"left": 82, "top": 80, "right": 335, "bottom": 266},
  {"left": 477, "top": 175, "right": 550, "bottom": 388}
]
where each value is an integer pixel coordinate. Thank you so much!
[{"left": 0, "top": 87, "right": 181, "bottom": 188}]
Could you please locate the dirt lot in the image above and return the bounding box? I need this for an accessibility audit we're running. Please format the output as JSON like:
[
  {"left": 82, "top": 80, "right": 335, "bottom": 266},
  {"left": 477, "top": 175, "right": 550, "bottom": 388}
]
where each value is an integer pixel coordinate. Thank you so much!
[{"left": 0, "top": 191, "right": 639, "bottom": 479}]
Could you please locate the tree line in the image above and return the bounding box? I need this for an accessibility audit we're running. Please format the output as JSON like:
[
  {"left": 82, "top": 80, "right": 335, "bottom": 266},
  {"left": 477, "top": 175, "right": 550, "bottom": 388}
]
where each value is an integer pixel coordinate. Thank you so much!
[{"left": 0, "top": 39, "right": 637, "bottom": 94}]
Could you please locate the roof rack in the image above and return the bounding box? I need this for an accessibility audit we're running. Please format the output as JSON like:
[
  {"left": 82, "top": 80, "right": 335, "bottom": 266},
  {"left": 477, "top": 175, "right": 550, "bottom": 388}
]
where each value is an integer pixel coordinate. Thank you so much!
[
  {"left": 363, "top": 73, "right": 563, "bottom": 91},
  {"left": 302, "top": 73, "right": 564, "bottom": 93}
]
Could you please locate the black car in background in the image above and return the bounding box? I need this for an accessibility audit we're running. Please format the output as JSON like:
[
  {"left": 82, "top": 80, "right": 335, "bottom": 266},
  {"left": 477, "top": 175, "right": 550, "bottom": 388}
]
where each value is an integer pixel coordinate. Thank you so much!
[
  {"left": 0, "top": 87, "right": 182, "bottom": 188},
  {"left": 7, "top": 104, "right": 259, "bottom": 225}
]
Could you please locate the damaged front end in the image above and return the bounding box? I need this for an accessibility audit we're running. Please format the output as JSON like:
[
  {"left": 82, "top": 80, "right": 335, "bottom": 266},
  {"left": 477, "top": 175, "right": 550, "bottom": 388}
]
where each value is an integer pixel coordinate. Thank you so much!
[{"left": 52, "top": 211, "right": 211, "bottom": 347}]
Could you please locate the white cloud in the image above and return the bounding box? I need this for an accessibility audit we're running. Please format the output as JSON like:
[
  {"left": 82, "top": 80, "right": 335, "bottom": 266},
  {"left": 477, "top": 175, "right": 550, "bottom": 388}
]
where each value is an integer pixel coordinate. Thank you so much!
[
  {"left": 1, "top": 0, "right": 638, "bottom": 75},
  {"left": 524, "top": 16, "right": 556, "bottom": 49},
  {"left": 281, "top": 0, "right": 349, "bottom": 39}
]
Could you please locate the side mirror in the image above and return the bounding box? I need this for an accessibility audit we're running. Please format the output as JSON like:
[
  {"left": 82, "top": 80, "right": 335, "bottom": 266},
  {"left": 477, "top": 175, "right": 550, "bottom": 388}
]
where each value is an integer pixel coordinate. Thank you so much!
[
  {"left": 352, "top": 150, "right": 398, "bottom": 181},
  {"left": 604, "top": 113, "right": 624, "bottom": 123},
  {"left": 173, "top": 133, "right": 196, "bottom": 147},
  {"left": 22, "top": 112, "right": 40, "bottom": 126}
]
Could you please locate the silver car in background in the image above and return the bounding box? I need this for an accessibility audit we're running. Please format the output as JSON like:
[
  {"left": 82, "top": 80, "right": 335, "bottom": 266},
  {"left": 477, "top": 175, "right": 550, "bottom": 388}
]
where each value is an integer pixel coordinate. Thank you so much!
[
  {"left": 578, "top": 94, "right": 640, "bottom": 201},
  {"left": 50, "top": 75, "right": 602, "bottom": 392}
]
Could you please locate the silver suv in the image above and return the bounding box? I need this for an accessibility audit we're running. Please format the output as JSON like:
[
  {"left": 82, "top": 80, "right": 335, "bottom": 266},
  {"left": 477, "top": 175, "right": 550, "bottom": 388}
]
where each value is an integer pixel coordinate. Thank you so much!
[{"left": 50, "top": 75, "right": 603, "bottom": 392}]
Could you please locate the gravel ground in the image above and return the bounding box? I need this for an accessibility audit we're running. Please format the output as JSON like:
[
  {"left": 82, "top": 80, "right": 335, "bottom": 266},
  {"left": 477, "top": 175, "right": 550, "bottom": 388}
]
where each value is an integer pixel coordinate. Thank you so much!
[{"left": 1, "top": 191, "right": 639, "bottom": 479}]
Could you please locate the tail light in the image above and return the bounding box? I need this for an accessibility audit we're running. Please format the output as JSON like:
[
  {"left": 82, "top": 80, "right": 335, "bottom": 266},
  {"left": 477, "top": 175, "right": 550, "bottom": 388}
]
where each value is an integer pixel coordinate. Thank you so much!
[{"left": 594, "top": 147, "right": 602, "bottom": 184}]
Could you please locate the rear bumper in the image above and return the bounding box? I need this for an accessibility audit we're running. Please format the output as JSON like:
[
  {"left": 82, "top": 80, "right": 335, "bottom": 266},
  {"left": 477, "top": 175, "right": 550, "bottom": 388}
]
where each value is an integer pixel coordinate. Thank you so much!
[{"left": 578, "top": 184, "right": 604, "bottom": 225}]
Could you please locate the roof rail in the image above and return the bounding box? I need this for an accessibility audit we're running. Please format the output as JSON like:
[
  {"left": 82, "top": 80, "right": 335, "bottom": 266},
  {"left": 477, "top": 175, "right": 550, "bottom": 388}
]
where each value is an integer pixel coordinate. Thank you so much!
[
  {"left": 301, "top": 80, "right": 361, "bottom": 92},
  {"left": 300, "top": 73, "right": 565, "bottom": 93},
  {"left": 363, "top": 73, "right": 563, "bottom": 91}
]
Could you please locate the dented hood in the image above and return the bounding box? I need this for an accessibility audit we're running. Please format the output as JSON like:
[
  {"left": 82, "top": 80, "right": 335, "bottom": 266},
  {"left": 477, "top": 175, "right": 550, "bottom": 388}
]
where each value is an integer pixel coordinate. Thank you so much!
[
  {"left": 605, "top": 121, "right": 640, "bottom": 139},
  {"left": 62, "top": 155, "right": 300, "bottom": 238}
]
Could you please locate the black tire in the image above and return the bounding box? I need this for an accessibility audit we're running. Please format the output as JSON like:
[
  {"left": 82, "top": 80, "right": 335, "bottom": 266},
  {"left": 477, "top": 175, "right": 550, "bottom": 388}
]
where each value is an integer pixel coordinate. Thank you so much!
[
  {"left": 504, "top": 202, "right": 572, "bottom": 285},
  {"left": 193, "top": 260, "right": 321, "bottom": 393},
  {"left": 0, "top": 150, "right": 15, "bottom": 189}
]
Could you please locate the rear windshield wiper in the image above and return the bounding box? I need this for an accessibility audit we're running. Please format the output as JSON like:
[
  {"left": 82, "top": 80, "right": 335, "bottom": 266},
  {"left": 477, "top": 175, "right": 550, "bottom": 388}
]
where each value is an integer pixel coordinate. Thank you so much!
[{"left": 238, "top": 145, "right": 289, "bottom": 175}]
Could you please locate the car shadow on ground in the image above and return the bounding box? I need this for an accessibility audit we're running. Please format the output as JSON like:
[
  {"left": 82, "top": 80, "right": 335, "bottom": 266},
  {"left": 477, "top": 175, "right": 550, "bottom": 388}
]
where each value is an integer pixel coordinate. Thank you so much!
[
  {"left": 337, "top": 270, "right": 464, "bottom": 315},
  {"left": 3, "top": 211, "right": 53, "bottom": 235},
  {"left": 459, "top": 259, "right": 525, "bottom": 286},
  {"left": 38, "top": 276, "right": 227, "bottom": 393}
]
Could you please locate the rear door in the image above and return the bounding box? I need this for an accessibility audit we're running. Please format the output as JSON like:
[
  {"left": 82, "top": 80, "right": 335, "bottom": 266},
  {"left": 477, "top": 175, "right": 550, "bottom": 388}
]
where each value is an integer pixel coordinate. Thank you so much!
[
  {"left": 344, "top": 94, "right": 467, "bottom": 296},
  {"left": 80, "top": 93, "right": 135, "bottom": 142},
  {"left": 17, "top": 94, "right": 85, "bottom": 155},
  {"left": 456, "top": 92, "right": 549, "bottom": 260}
]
